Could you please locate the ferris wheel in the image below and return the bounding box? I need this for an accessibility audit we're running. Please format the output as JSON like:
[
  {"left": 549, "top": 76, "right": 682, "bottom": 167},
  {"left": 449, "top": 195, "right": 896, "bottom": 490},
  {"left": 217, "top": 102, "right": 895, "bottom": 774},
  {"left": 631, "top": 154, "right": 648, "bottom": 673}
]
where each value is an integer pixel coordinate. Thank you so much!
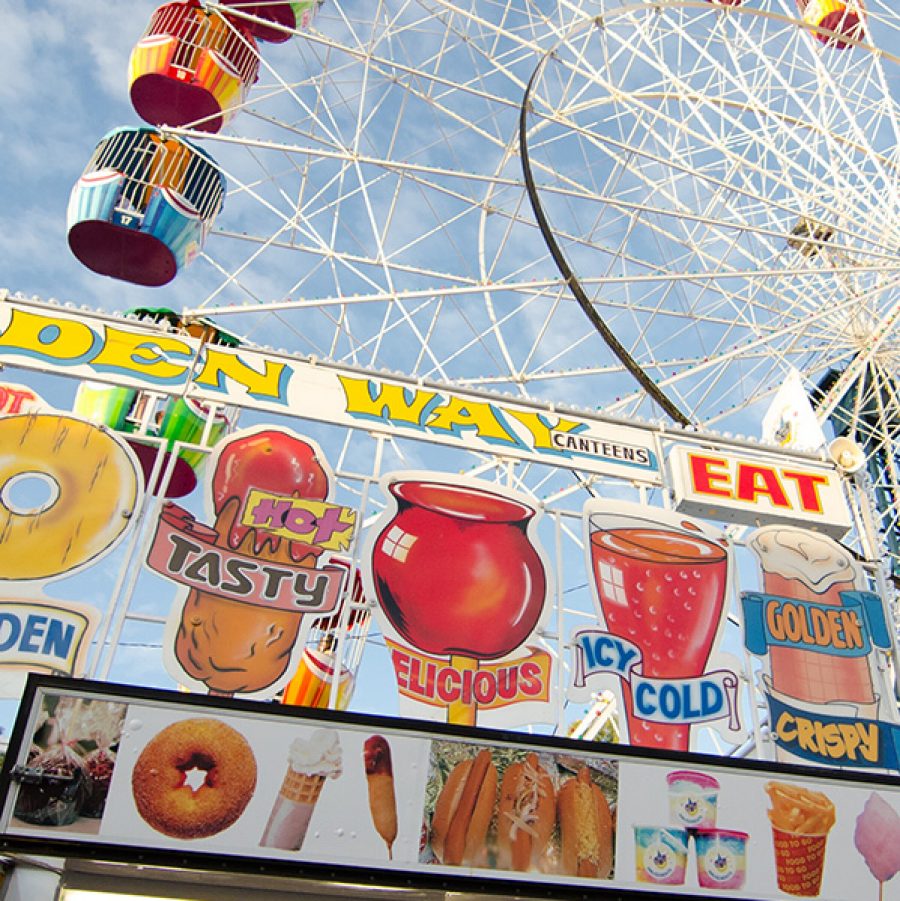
[{"left": 66, "top": 0, "right": 899, "bottom": 566}]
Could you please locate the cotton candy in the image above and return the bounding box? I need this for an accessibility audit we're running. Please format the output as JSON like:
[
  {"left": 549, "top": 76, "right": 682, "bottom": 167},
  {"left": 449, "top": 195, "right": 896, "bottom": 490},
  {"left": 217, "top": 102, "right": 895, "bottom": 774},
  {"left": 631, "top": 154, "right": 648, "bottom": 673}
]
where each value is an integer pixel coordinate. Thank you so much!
[{"left": 854, "top": 793, "right": 900, "bottom": 884}]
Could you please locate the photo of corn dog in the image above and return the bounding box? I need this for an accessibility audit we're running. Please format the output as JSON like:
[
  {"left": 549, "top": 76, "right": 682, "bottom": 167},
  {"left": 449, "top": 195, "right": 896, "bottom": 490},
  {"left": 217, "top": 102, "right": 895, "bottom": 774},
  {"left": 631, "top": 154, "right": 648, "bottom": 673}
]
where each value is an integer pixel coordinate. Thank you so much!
[{"left": 364, "top": 735, "right": 398, "bottom": 859}]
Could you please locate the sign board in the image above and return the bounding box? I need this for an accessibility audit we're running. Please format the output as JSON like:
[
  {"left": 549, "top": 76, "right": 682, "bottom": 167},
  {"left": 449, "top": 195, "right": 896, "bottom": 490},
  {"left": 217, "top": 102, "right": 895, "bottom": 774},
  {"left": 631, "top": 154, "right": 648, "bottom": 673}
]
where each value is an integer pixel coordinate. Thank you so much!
[
  {"left": 0, "top": 382, "right": 46, "bottom": 416},
  {"left": 571, "top": 500, "right": 744, "bottom": 753},
  {"left": 363, "top": 471, "right": 557, "bottom": 729},
  {"left": 741, "top": 525, "right": 896, "bottom": 771},
  {"left": 0, "top": 600, "right": 98, "bottom": 676},
  {"left": 0, "top": 299, "right": 663, "bottom": 484},
  {"left": 669, "top": 445, "right": 851, "bottom": 538},
  {"left": 149, "top": 425, "right": 356, "bottom": 700},
  {"left": 3, "top": 677, "right": 900, "bottom": 900}
]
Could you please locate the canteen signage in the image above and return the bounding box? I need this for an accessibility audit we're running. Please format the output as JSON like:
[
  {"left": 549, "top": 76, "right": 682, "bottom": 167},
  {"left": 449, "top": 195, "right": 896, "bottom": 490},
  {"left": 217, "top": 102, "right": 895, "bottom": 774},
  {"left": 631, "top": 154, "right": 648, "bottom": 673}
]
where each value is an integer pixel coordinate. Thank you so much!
[
  {"left": 572, "top": 631, "right": 741, "bottom": 730},
  {"left": 0, "top": 382, "right": 46, "bottom": 416},
  {"left": 766, "top": 695, "right": 891, "bottom": 769},
  {"left": 742, "top": 591, "right": 890, "bottom": 659},
  {"left": 147, "top": 426, "right": 354, "bottom": 701},
  {"left": 669, "top": 445, "right": 851, "bottom": 537},
  {"left": 363, "top": 472, "right": 557, "bottom": 729},
  {"left": 570, "top": 500, "right": 744, "bottom": 753},
  {"left": 0, "top": 299, "right": 661, "bottom": 483},
  {"left": 741, "top": 526, "right": 897, "bottom": 771}
]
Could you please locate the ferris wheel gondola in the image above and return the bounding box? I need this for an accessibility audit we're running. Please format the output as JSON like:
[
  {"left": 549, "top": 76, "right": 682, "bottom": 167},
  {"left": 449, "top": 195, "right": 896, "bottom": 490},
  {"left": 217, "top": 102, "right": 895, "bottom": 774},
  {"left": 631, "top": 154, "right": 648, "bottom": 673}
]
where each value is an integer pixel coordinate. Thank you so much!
[
  {"left": 67, "top": 125, "right": 225, "bottom": 286},
  {"left": 129, "top": 0, "right": 261, "bottom": 134}
]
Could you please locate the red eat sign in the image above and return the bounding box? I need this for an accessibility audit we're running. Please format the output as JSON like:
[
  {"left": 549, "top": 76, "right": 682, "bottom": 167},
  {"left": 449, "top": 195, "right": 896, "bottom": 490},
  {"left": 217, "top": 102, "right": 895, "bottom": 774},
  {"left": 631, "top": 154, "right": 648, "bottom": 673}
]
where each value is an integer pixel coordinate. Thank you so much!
[{"left": 688, "top": 452, "right": 829, "bottom": 514}]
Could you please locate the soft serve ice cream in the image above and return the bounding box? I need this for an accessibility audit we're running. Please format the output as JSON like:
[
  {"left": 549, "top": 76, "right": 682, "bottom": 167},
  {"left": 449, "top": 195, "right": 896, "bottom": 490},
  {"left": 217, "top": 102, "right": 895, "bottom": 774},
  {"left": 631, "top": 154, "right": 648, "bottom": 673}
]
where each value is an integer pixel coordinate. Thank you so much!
[
  {"left": 288, "top": 729, "right": 343, "bottom": 778},
  {"left": 260, "top": 729, "right": 342, "bottom": 850}
]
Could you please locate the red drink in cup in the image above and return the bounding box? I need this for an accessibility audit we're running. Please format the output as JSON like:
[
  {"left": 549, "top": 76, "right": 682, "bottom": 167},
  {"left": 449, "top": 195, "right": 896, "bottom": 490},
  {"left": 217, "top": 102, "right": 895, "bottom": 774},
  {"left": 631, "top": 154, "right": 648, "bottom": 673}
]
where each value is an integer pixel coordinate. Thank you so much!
[{"left": 587, "top": 505, "right": 729, "bottom": 750}]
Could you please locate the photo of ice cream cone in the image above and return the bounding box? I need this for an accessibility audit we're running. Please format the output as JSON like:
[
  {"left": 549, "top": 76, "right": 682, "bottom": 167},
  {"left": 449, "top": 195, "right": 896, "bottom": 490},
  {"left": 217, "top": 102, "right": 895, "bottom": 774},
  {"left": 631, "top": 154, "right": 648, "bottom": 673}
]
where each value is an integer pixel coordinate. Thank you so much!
[
  {"left": 260, "top": 729, "right": 342, "bottom": 851},
  {"left": 280, "top": 767, "right": 326, "bottom": 806},
  {"left": 765, "top": 781, "right": 836, "bottom": 897}
]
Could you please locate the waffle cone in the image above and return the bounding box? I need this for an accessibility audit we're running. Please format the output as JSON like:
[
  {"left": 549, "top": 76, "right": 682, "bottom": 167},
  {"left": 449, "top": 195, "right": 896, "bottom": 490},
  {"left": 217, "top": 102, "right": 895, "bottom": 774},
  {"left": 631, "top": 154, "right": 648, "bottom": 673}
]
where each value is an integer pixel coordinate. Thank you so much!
[{"left": 280, "top": 768, "right": 325, "bottom": 804}]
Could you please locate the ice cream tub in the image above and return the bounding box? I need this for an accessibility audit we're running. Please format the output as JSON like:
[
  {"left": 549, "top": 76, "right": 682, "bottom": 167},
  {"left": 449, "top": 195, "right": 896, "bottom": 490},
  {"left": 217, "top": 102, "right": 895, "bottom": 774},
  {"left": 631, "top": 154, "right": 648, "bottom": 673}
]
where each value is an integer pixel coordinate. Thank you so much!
[
  {"left": 695, "top": 828, "right": 748, "bottom": 890},
  {"left": 667, "top": 769, "right": 720, "bottom": 828},
  {"left": 634, "top": 825, "right": 689, "bottom": 885}
]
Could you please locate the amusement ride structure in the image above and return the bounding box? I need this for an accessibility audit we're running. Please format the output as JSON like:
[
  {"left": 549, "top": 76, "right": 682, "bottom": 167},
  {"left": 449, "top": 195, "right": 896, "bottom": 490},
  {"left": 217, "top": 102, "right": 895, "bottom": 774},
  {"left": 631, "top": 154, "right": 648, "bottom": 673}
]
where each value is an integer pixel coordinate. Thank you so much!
[{"left": 5, "top": 0, "right": 900, "bottom": 743}]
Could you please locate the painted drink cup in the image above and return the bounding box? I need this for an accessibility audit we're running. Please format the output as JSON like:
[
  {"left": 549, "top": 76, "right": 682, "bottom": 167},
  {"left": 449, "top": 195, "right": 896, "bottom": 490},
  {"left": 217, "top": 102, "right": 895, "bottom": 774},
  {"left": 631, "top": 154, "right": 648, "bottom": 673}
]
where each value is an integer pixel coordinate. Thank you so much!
[
  {"left": 587, "top": 505, "right": 728, "bottom": 750},
  {"left": 749, "top": 527, "right": 876, "bottom": 710},
  {"left": 282, "top": 647, "right": 355, "bottom": 711}
]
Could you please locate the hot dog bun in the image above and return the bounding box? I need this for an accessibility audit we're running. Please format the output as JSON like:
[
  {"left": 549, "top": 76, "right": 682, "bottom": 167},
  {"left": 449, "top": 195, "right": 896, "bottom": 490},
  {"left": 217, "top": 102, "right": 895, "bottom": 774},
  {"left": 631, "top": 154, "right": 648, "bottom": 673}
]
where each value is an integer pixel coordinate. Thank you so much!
[
  {"left": 558, "top": 766, "right": 613, "bottom": 878},
  {"left": 431, "top": 748, "right": 497, "bottom": 866},
  {"left": 496, "top": 752, "right": 556, "bottom": 871}
]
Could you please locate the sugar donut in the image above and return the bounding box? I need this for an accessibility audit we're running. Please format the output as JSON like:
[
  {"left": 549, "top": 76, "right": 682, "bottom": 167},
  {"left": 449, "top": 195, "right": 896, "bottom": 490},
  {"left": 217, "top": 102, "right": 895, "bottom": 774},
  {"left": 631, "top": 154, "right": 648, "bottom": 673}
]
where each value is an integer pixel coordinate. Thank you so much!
[
  {"left": 132, "top": 717, "right": 257, "bottom": 838},
  {"left": 0, "top": 414, "right": 141, "bottom": 580}
]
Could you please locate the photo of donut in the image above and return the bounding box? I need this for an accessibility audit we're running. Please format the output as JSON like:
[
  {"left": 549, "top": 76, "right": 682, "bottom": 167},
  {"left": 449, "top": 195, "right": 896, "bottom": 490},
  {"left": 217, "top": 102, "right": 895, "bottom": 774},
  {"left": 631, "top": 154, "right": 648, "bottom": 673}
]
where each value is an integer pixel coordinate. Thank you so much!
[
  {"left": 0, "top": 413, "right": 142, "bottom": 581},
  {"left": 131, "top": 717, "right": 257, "bottom": 839}
]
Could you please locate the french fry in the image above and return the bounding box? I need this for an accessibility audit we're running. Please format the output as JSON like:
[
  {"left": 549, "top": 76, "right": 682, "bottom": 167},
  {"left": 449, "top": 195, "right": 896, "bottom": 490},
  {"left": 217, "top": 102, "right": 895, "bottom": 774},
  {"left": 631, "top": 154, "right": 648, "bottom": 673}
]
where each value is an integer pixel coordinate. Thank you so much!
[
  {"left": 765, "top": 781, "right": 836, "bottom": 896},
  {"left": 765, "top": 782, "right": 835, "bottom": 835}
]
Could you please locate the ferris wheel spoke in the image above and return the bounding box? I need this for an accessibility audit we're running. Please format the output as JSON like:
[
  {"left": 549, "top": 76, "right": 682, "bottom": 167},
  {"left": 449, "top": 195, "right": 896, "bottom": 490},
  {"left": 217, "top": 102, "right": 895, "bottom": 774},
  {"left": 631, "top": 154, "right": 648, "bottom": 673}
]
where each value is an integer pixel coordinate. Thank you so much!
[{"left": 121, "top": 0, "right": 896, "bottom": 479}]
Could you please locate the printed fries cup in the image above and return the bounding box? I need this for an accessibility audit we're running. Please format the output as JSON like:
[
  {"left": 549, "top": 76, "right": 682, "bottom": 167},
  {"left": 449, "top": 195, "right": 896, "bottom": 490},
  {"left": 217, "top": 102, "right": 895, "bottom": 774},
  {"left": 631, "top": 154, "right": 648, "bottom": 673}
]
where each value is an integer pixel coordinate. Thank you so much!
[
  {"left": 771, "top": 828, "right": 829, "bottom": 896},
  {"left": 766, "top": 781, "right": 835, "bottom": 897}
]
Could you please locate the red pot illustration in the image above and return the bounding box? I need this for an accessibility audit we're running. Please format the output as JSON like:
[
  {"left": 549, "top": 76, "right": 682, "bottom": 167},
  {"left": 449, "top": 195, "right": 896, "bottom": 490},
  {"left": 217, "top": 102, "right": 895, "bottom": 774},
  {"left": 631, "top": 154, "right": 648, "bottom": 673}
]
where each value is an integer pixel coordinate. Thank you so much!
[{"left": 371, "top": 479, "right": 547, "bottom": 723}]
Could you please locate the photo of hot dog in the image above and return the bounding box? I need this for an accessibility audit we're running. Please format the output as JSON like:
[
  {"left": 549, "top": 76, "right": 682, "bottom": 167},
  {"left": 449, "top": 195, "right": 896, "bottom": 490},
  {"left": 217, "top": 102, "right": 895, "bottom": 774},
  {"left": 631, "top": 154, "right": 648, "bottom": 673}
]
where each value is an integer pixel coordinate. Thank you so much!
[
  {"left": 496, "top": 752, "right": 556, "bottom": 871},
  {"left": 558, "top": 766, "right": 614, "bottom": 878},
  {"left": 421, "top": 742, "right": 618, "bottom": 878},
  {"left": 364, "top": 735, "right": 398, "bottom": 858},
  {"left": 430, "top": 748, "right": 498, "bottom": 866}
]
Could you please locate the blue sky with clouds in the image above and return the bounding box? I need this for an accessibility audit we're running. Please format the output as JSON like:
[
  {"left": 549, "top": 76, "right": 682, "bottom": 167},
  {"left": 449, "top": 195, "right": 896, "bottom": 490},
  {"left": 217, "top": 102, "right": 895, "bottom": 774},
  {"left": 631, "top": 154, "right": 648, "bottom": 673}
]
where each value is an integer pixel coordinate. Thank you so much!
[
  {"left": 0, "top": 0, "right": 897, "bottom": 747},
  {"left": 3, "top": 2, "right": 163, "bottom": 305}
]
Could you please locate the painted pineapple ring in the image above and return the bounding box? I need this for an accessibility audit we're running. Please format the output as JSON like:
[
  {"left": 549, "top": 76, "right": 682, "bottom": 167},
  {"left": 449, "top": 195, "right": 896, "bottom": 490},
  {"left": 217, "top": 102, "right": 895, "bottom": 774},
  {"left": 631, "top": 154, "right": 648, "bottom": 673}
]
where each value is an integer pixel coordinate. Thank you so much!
[{"left": 0, "top": 414, "right": 141, "bottom": 580}]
